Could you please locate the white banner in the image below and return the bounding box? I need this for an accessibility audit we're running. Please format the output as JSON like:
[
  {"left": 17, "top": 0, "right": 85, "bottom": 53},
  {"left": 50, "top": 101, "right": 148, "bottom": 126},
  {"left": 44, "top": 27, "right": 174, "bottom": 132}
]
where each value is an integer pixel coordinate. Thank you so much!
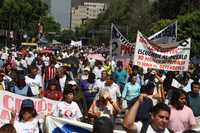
[
  {"left": 45, "top": 116, "right": 126, "bottom": 133},
  {"left": 133, "top": 31, "right": 191, "bottom": 71},
  {"left": 70, "top": 40, "right": 82, "bottom": 47},
  {"left": 111, "top": 23, "right": 134, "bottom": 58},
  {"left": 0, "top": 91, "right": 58, "bottom": 126}
]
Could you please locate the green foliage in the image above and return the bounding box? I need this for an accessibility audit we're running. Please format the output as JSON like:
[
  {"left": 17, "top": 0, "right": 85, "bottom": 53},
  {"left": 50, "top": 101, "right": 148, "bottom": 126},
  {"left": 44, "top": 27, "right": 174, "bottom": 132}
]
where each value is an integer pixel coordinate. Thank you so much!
[
  {"left": 41, "top": 16, "right": 60, "bottom": 33},
  {"left": 0, "top": 0, "right": 60, "bottom": 38},
  {"left": 177, "top": 11, "right": 200, "bottom": 56},
  {"left": 79, "top": 0, "right": 156, "bottom": 43}
]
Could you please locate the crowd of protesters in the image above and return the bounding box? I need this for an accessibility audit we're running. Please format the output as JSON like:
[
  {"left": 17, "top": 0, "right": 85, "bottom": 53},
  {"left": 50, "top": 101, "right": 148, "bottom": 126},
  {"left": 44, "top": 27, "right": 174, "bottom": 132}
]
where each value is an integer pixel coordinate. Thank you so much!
[{"left": 0, "top": 45, "right": 199, "bottom": 133}]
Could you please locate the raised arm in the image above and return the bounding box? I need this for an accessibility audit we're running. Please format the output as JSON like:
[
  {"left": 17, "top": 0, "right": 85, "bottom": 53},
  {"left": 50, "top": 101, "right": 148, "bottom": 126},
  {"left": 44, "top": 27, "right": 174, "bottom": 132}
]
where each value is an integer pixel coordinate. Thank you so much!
[{"left": 123, "top": 94, "right": 146, "bottom": 132}]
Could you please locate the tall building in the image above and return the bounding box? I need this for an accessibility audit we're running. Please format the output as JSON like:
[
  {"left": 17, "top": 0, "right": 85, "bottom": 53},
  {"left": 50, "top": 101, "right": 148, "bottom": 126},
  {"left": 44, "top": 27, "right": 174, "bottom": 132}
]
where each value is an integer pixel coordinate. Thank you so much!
[
  {"left": 71, "top": 2, "right": 106, "bottom": 30},
  {"left": 44, "top": 0, "right": 72, "bottom": 30}
]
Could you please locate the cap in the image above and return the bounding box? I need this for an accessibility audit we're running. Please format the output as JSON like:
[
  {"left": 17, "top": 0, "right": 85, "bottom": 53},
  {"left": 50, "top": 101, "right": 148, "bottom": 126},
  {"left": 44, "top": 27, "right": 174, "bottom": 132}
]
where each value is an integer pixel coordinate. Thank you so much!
[{"left": 21, "top": 99, "right": 34, "bottom": 109}]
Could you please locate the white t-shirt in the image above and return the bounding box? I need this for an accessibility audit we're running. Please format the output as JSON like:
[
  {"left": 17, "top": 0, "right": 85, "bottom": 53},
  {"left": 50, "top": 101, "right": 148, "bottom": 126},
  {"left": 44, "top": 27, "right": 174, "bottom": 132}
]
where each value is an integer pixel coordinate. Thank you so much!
[
  {"left": 94, "top": 79, "right": 106, "bottom": 90},
  {"left": 25, "top": 56, "right": 34, "bottom": 65},
  {"left": 14, "top": 118, "right": 42, "bottom": 133},
  {"left": 135, "top": 121, "right": 171, "bottom": 133},
  {"left": 105, "top": 83, "right": 121, "bottom": 102},
  {"left": 25, "top": 75, "right": 43, "bottom": 96},
  {"left": 59, "top": 75, "right": 67, "bottom": 92},
  {"left": 53, "top": 101, "right": 82, "bottom": 121},
  {"left": 92, "top": 67, "right": 104, "bottom": 79}
]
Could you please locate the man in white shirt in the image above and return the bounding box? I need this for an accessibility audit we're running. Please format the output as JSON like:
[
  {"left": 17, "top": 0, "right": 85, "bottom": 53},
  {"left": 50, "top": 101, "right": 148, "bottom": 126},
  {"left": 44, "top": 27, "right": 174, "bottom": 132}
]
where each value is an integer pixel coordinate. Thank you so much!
[
  {"left": 25, "top": 66, "right": 43, "bottom": 96},
  {"left": 93, "top": 61, "right": 104, "bottom": 79},
  {"left": 124, "top": 94, "right": 173, "bottom": 133}
]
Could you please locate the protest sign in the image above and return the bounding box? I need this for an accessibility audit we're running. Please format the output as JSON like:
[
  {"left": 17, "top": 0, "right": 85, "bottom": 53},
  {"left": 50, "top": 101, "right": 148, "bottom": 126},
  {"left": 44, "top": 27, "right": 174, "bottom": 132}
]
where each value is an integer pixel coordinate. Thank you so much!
[
  {"left": 0, "top": 91, "right": 58, "bottom": 126},
  {"left": 111, "top": 23, "right": 134, "bottom": 58},
  {"left": 133, "top": 31, "right": 191, "bottom": 71}
]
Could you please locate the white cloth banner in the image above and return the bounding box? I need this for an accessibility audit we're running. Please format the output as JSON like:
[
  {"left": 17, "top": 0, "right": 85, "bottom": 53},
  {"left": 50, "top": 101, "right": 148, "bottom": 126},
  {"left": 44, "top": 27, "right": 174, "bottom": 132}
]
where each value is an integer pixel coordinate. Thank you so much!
[
  {"left": 133, "top": 31, "right": 191, "bottom": 71},
  {"left": 45, "top": 116, "right": 126, "bottom": 133},
  {"left": 0, "top": 90, "right": 58, "bottom": 126},
  {"left": 70, "top": 40, "right": 82, "bottom": 47}
]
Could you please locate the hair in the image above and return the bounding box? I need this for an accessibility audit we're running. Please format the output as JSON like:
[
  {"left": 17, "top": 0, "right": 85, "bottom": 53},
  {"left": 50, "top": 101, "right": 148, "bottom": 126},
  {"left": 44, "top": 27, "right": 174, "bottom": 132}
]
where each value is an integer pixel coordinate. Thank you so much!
[
  {"left": 0, "top": 124, "right": 16, "bottom": 133},
  {"left": 182, "top": 129, "right": 199, "bottom": 133},
  {"left": 18, "top": 107, "right": 37, "bottom": 121},
  {"left": 93, "top": 117, "right": 113, "bottom": 133},
  {"left": 87, "top": 72, "right": 96, "bottom": 83},
  {"left": 48, "top": 79, "right": 61, "bottom": 91},
  {"left": 170, "top": 89, "right": 186, "bottom": 106},
  {"left": 151, "top": 103, "right": 170, "bottom": 116},
  {"left": 116, "top": 61, "right": 123, "bottom": 67},
  {"left": 63, "top": 88, "right": 74, "bottom": 96},
  {"left": 191, "top": 81, "right": 200, "bottom": 90},
  {"left": 141, "top": 83, "right": 155, "bottom": 95}
]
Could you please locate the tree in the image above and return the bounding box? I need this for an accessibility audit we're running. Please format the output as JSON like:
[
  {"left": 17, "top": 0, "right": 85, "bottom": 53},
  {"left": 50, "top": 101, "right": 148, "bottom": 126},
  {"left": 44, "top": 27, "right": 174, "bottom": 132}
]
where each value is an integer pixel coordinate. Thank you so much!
[
  {"left": 152, "top": 0, "right": 200, "bottom": 19},
  {"left": 80, "top": 0, "right": 157, "bottom": 43},
  {"left": 0, "top": 0, "right": 60, "bottom": 39},
  {"left": 41, "top": 16, "right": 60, "bottom": 33}
]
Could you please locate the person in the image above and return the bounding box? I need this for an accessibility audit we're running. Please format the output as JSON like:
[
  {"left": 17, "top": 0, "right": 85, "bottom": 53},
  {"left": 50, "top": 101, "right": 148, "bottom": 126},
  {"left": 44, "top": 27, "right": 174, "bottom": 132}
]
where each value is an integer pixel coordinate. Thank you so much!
[
  {"left": 113, "top": 61, "right": 128, "bottom": 91},
  {"left": 94, "top": 70, "right": 107, "bottom": 90},
  {"left": 67, "top": 81, "right": 87, "bottom": 118},
  {"left": 44, "top": 59, "right": 57, "bottom": 89},
  {"left": 93, "top": 117, "right": 113, "bottom": 133},
  {"left": 88, "top": 89, "right": 120, "bottom": 122},
  {"left": 187, "top": 81, "right": 200, "bottom": 117},
  {"left": 103, "top": 59, "right": 112, "bottom": 76},
  {"left": 42, "top": 79, "right": 62, "bottom": 101},
  {"left": 10, "top": 71, "right": 33, "bottom": 96},
  {"left": 168, "top": 89, "right": 196, "bottom": 132},
  {"left": 123, "top": 95, "right": 173, "bottom": 133},
  {"left": 0, "top": 124, "right": 16, "bottom": 133},
  {"left": 127, "top": 85, "right": 154, "bottom": 122},
  {"left": 122, "top": 74, "right": 141, "bottom": 106},
  {"left": 10, "top": 99, "right": 43, "bottom": 133},
  {"left": 53, "top": 88, "right": 83, "bottom": 121},
  {"left": 80, "top": 72, "right": 99, "bottom": 108},
  {"left": 25, "top": 65, "right": 43, "bottom": 97},
  {"left": 0, "top": 69, "right": 10, "bottom": 91},
  {"left": 92, "top": 61, "right": 104, "bottom": 79}
]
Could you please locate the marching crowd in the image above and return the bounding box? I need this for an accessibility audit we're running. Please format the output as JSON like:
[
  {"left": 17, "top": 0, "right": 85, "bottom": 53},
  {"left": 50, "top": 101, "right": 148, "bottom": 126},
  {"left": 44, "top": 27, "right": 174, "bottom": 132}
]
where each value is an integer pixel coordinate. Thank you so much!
[{"left": 0, "top": 45, "right": 199, "bottom": 133}]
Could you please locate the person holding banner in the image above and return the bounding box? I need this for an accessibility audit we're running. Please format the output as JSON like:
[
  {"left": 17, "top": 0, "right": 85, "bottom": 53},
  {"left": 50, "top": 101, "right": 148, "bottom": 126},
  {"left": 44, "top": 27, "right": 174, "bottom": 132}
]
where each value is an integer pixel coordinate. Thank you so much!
[
  {"left": 10, "top": 99, "right": 43, "bottom": 133},
  {"left": 53, "top": 88, "right": 83, "bottom": 121},
  {"left": 88, "top": 89, "right": 120, "bottom": 123}
]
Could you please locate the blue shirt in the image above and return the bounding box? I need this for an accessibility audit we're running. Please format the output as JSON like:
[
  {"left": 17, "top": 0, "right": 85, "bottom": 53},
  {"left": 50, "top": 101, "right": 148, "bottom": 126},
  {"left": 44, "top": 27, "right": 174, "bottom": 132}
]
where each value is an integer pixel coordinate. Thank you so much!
[
  {"left": 122, "top": 82, "right": 141, "bottom": 101},
  {"left": 114, "top": 70, "right": 128, "bottom": 86}
]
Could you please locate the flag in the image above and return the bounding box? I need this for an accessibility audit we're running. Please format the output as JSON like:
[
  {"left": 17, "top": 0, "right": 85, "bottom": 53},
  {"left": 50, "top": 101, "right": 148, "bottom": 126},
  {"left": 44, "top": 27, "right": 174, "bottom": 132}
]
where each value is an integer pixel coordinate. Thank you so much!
[
  {"left": 148, "top": 21, "right": 177, "bottom": 44},
  {"left": 110, "top": 23, "right": 134, "bottom": 58},
  {"left": 45, "top": 116, "right": 126, "bottom": 133}
]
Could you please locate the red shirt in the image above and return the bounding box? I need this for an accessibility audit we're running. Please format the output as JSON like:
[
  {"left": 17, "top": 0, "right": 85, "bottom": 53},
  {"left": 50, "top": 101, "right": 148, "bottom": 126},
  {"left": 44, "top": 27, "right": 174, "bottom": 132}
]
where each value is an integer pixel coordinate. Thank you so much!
[{"left": 42, "top": 90, "right": 62, "bottom": 101}]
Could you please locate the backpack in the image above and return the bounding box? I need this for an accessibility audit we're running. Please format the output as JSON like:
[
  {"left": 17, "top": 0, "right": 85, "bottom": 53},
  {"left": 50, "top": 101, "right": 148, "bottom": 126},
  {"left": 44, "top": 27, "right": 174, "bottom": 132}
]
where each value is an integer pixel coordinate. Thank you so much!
[{"left": 140, "top": 120, "right": 174, "bottom": 133}]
